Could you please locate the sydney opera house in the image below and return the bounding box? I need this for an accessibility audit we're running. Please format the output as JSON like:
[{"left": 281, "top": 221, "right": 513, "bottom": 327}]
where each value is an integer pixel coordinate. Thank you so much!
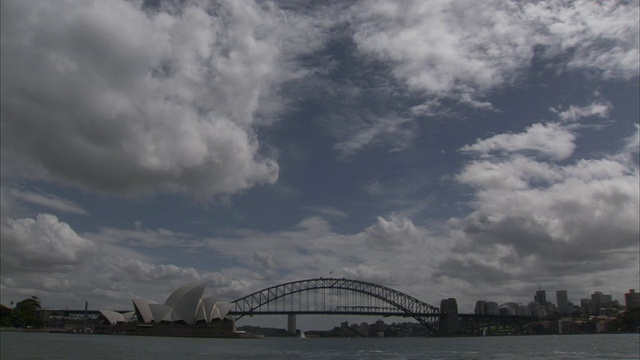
[{"left": 98, "top": 282, "right": 241, "bottom": 337}]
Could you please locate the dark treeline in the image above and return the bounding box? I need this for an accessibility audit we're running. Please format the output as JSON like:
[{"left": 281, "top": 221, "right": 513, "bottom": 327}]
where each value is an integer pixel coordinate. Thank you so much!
[{"left": 1, "top": 296, "right": 44, "bottom": 328}]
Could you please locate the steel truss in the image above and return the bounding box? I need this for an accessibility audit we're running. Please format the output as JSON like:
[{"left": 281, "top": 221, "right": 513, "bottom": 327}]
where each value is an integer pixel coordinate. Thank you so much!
[{"left": 229, "top": 278, "right": 440, "bottom": 332}]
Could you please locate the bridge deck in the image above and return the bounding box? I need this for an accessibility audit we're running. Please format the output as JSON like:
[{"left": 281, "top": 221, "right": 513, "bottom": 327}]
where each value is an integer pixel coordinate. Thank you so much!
[{"left": 229, "top": 310, "right": 442, "bottom": 317}]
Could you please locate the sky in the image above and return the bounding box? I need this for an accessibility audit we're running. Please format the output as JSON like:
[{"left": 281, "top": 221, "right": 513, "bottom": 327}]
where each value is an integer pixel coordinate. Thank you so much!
[{"left": 1, "top": 0, "right": 639, "bottom": 328}]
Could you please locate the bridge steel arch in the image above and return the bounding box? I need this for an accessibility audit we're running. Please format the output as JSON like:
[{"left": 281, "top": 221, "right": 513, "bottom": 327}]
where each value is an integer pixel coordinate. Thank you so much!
[{"left": 229, "top": 278, "right": 440, "bottom": 332}]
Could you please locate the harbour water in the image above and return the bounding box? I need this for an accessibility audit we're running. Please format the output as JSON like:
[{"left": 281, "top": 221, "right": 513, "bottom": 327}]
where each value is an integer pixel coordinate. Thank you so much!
[{"left": 1, "top": 331, "right": 638, "bottom": 359}]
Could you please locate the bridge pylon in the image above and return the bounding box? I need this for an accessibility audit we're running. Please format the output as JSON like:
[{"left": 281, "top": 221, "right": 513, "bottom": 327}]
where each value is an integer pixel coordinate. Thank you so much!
[{"left": 287, "top": 314, "right": 296, "bottom": 335}]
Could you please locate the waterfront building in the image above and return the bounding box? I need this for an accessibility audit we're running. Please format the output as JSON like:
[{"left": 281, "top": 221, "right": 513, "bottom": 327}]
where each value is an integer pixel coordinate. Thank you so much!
[
  {"left": 124, "top": 282, "right": 233, "bottom": 324},
  {"left": 624, "top": 289, "right": 639, "bottom": 309},
  {"left": 98, "top": 282, "right": 238, "bottom": 337}
]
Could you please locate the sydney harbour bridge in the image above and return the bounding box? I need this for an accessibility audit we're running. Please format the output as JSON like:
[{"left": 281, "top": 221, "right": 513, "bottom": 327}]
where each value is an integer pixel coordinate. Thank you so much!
[{"left": 228, "top": 278, "right": 535, "bottom": 335}]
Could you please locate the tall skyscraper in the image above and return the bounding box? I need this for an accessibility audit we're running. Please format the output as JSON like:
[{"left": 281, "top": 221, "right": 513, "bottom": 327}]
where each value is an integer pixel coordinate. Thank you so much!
[
  {"left": 556, "top": 290, "right": 568, "bottom": 312},
  {"left": 535, "top": 290, "right": 547, "bottom": 305}
]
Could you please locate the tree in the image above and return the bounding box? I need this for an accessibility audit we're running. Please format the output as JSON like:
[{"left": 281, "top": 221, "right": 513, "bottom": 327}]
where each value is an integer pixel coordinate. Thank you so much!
[
  {"left": 0, "top": 304, "right": 13, "bottom": 327},
  {"left": 614, "top": 308, "right": 640, "bottom": 332},
  {"left": 13, "top": 296, "right": 44, "bottom": 328}
]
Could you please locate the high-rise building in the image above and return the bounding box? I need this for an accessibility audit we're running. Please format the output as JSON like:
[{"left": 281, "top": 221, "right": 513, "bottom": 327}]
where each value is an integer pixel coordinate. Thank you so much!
[
  {"left": 591, "top": 291, "right": 614, "bottom": 315},
  {"left": 556, "top": 290, "right": 568, "bottom": 312},
  {"left": 625, "top": 289, "right": 640, "bottom": 309},
  {"left": 535, "top": 290, "right": 547, "bottom": 305},
  {"left": 485, "top": 302, "right": 499, "bottom": 315},
  {"left": 474, "top": 300, "right": 499, "bottom": 315}
]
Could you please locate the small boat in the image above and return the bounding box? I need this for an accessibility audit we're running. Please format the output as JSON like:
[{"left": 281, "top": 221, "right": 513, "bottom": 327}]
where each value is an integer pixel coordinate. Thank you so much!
[{"left": 298, "top": 329, "right": 307, "bottom": 339}]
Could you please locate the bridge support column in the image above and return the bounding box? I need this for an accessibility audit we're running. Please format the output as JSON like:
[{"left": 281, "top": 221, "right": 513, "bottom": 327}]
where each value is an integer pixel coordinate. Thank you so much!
[
  {"left": 287, "top": 314, "right": 297, "bottom": 335},
  {"left": 440, "top": 298, "right": 460, "bottom": 335}
]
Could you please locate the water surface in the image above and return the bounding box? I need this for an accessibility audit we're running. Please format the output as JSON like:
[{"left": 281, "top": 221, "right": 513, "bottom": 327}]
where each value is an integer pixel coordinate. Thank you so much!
[{"left": 1, "top": 331, "right": 638, "bottom": 359}]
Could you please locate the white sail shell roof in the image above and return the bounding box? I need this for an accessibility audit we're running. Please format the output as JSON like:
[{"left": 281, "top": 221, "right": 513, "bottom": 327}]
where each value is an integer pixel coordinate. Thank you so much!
[
  {"left": 108, "top": 283, "right": 230, "bottom": 325},
  {"left": 132, "top": 298, "right": 157, "bottom": 323},
  {"left": 148, "top": 303, "right": 173, "bottom": 323},
  {"left": 168, "top": 283, "right": 206, "bottom": 324},
  {"left": 100, "top": 309, "right": 125, "bottom": 325},
  {"left": 202, "top": 295, "right": 217, "bottom": 323},
  {"left": 122, "top": 311, "right": 135, "bottom": 322},
  {"left": 195, "top": 299, "right": 206, "bottom": 323},
  {"left": 213, "top": 302, "right": 233, "bottom": 320}
]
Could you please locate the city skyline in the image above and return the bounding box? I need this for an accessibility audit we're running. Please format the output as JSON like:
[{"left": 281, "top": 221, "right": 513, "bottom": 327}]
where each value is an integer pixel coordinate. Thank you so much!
[{"left": 1, "top": 0, "right": 638, "bottom": 325}]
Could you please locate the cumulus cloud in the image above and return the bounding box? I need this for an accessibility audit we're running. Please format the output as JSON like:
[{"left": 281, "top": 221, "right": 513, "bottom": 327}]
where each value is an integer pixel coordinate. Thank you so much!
[
  {"left": 455, "top": 155, "right": 561, "bottom": 191},
  {"left": 0, "top": 0, "right": 325, "bottom": 199},
  {"left": 1, "top": 214, "right": 97, "bottom": 272},
  {"left": 442, "top": 120, "right": 639, "bottom": 288},
  {"left": 200, "top": 214, "right": 452, "bottom": 300},
  {"left": 461, "top": 122, "right": 577, "bottom": 161},
  {"left": 0, "top": 216, "right": 249, "bottom": 307},
  {"left": 553, "top": 101, "right": 612, "bottom": 122},
  {"left": 252, "top": 252, "right": 277, "bottom": 280},
  {"left": 363, "top": 215, "right": 424, "bottom": 251}
]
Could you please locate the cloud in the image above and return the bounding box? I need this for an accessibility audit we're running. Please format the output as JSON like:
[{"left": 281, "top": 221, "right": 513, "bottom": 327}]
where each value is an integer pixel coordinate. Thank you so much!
[
  {"left": 622, "top": 123, "right": 640, "bottom": 154},
  {"left": 333, "top": 115, "right": 417, "bottom": 157},
  {"left": 350, "top": 0, "right": 638, "bottom": 105},
  {"left": 553, "top": 101, "right": 612, "bottom": 122},
  {"left": 322, "top": 0, "right": 637, "bottom": 156},
  {"left": 455, "top": 155, "right": 561, "bottom": 191},
  {"left": 200, "top": 214, "right": 452, "bottom": 300},
  {"left": 442, "top": 121, "right": 639, "bottom": 288},
  {"left": 0, "top": 0, "right": 324, "bottom": 199},
  {"left": 351, "top": 0, "right": 535, "bottom": 99},
  {"left": 86, "top": 226, "right": 195, "bottom": 249},
  {"left": 9, "top": 189, "right": 89, "bottom": 215},
  {"left": 363, "top": 215, "right": 424, "bottom": 251},
  {"left": 1, "top": 214, "right": 97, "bottom": 272},
  {"left": 460, "top": 122, "right": 577, "bottom": 161},
  {"left": 0, "top": 214, "right": 251, "bottom": 307},
  {"left": 252, "top": 252, "right": 277, "bottom": 280},
  {"left": 525, "top": 0, "right": 640, "bottom": 79}
]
